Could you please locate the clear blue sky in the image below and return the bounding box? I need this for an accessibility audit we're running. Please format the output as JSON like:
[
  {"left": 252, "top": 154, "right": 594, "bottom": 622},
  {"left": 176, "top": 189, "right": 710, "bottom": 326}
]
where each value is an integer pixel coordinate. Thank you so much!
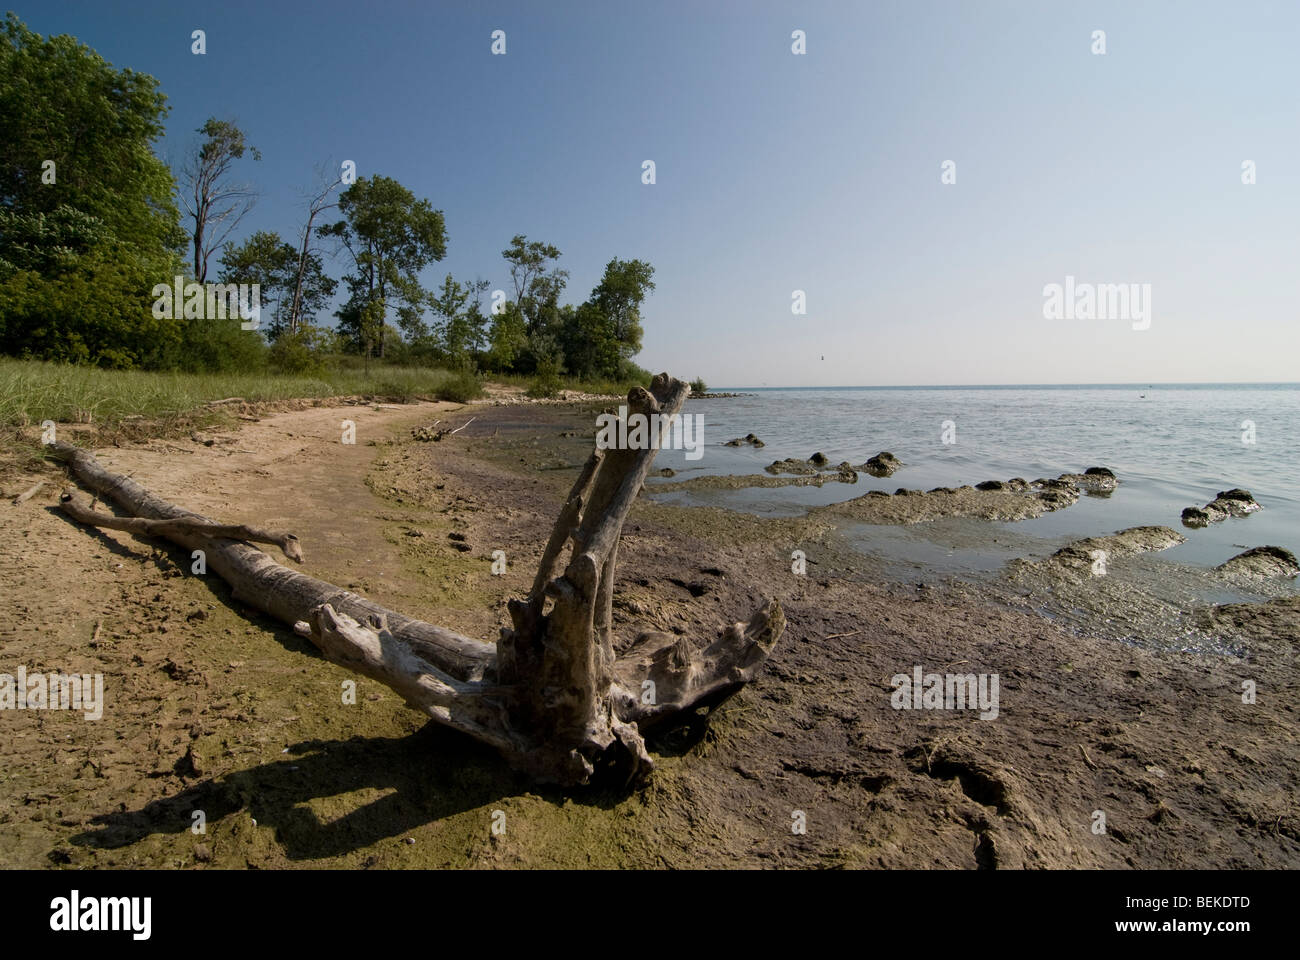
[{"left": 16, "top": 0, "right": 1300, "bottom": 385}]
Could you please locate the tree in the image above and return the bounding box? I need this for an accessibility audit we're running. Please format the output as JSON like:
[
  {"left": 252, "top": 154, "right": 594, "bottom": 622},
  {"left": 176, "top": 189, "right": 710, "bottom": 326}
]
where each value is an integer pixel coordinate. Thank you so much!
[
  {"left": 0, "top": 13, "right": 185, "bottom": 366},
  {"left": 560, "top": 300, "right": 613, "bottom": 380},
  {"left": 319, "top": 175, "right": 447, "bottom": 357},
  {"left": 0, "top": 14, "right": 182, "bottom": 259},
  {"left": 589, "top": 257, "right": 654, "bottom": 369},
  {"left": 501, "top": 235, "right": 568, "bottom": 334},
  {"left": 179, "top": 118, "right": 260, "bottom": 283},
  {"left": 556, "top": 259, "right": 656, "bottom": 380},
  {"left": 485, "top": 301, "right": 527, "bottom": 372},
  {"left": 287, "top": 170, "right": 344, "bottom": 336},
  {"left": 219, "top": 230, "right": 334, "bottom": 341},
  {"left": 429, "top": 274, "right": 490, "bottom": 369}
]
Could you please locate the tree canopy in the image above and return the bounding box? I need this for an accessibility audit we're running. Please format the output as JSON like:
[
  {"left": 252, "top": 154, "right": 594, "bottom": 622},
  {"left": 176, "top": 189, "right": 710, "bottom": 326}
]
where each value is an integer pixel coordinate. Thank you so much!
[
  {"left": 319, "top": 175, "right": 448, "bottom": 358},
  {"left": 0, "top": 12, "right": 185, "bottom": 366},
  {"left": 0, "top": 14, "right": 657, "bottom": 380}
]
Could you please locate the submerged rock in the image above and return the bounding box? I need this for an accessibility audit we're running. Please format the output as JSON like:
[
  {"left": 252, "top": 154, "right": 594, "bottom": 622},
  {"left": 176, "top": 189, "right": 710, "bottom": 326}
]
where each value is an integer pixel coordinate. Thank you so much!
[
  {"left": 1200, "top": 595, "right": 1300, "bottom": 645},
  {"left": 766, "top": 454, "right": 844, "bottom": 476},
  {"left": 821, "top": 474, "right": 1086, "bottom": 524},
  {"left": 1216, "top": 546, "right": 1299, "bottom": 580},
  {"left": 724, "top": 433, "right": 765, "bottom": 448},
  {"left": 1048, "top": 526, "right": 1186, "bottom": 570},
  {"left": 1214, "top": 489, "right": 1262, "bottom": 515},
  {"left": 862, "top": 451, "right": 903, "bottom": 477},
  {"left": 1058, "top": 467, "right": 1119, "bottom": 493},
  {"left": 647, "top": 470, "right": 858, "bottom": 494},
  {"left": 765, "top": 457, "right": 820, "bottom": 476},
  {"left": 1182, "top": 488, "right": 1261, "bottom": 528}
]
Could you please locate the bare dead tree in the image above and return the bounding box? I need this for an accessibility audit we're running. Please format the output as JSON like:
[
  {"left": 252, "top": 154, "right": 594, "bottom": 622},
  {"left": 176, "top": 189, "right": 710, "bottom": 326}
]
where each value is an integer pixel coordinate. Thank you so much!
[
  {"left": 179, "top": 118, "right": 260, "bottom": 283},
  {"left": 46, "top": 375, "right": 784, "bottom": 787},
  {"left": 287, "top": 167, "right": 344, "bottom": 335}
]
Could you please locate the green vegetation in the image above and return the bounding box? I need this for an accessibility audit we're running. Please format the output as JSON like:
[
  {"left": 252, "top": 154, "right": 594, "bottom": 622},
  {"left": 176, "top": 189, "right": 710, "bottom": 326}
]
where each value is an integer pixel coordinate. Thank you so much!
[
  {"left": 0, "top": 15, "right": 660, "bottom": 385},
  {"left": 690, "top": 377, "right": 708, "bottom": 395},
  {"left": 525, "top": 357, "right": 564, "bottom": 399},
  {"left": 432, "top": 369, "right": 484, "bottom": 404},
  {"left": 0, "top": 359, "right": 472, "bottom": 427},
  {"left": 0, "top": 13, "right": 185, "bottom": 367}
]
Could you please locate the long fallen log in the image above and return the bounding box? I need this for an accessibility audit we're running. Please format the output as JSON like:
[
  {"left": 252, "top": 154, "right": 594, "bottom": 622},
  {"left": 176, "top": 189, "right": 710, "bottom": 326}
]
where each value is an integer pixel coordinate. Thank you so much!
[{"left": 46, "top": 373, "right": 785, "bottom": 786}]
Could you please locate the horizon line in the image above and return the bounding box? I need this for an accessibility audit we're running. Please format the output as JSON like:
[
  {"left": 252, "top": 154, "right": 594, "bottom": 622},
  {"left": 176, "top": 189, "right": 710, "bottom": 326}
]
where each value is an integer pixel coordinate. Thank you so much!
[{"left": 706, "top": 380, "right": 1300, "bottom": 391}]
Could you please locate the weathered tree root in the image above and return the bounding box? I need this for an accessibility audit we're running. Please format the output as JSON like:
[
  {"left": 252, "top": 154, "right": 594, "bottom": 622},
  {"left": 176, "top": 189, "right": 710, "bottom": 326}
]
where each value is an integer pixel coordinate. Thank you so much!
[{"left": 45, "top": 373, "right": 785, "bottom": 786}]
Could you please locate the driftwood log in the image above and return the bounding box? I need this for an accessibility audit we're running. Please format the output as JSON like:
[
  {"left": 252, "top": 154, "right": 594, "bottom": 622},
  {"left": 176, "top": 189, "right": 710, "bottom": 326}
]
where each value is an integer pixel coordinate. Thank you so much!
[{"left": 47, "top": 373, "right": 784, "bottom": 786}]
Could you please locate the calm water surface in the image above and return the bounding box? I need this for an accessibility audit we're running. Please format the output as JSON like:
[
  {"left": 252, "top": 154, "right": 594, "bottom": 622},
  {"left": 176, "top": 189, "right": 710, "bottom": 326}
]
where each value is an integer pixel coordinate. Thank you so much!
[{"left": 647, "top": 384, "right": 1300, "bottom": 575}]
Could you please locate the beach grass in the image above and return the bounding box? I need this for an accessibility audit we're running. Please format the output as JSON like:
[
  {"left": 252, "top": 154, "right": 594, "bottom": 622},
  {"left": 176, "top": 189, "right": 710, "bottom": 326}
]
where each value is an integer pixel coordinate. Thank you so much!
[{"left": 0, "top": 359, "right": 474, "bottom": 427}]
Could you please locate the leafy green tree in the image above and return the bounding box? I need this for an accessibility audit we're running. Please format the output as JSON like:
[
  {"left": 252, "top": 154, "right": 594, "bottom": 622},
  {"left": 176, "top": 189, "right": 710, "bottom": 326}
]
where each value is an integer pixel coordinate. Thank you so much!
[
  {"left": 502, "top": 235, "right": 567, "bottom": 329},
  {"left": 589, "top": 257, "right": 654, "bottom": 368},
  {"left": 558, "top": 258, "right": 655, "bottom": 379},
  {"left": 485, "top": 300, "right": 527, "bottom": 372},
  {"left": 319, "top": 175, "right": 447, "bottom": 357},
  {"left": 0, "top": 243, "right": 181, "bottom": 367},
  {"left": 428, "top": 274, "right": 489, "bottom": 369},
  {"left": 560, "top": 300, "right": 612, "bottom": 380},
  {"left": 0, "top": 13, "right": 186, "bottom": 366},
  {"left": 219, "top": 230, "right": 334, "bottom": 341},
  {"left": 0, "top": 14, "right": 183, "bottom": 259},
  {"left": 498, "top": 235, "right": 569, "bottom": 373}
]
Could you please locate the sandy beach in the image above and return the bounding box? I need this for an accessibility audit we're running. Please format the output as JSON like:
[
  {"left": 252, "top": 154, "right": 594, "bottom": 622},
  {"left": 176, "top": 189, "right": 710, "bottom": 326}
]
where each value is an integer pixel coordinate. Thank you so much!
[{"left": 2, "top": 392, "right": 1296, "bottom": 869}]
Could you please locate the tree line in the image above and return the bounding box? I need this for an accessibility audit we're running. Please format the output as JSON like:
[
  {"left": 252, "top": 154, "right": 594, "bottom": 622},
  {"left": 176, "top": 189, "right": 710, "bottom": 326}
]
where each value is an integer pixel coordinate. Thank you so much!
[{"left": 0, "top": 14, "right": 653, "bottom": 382}]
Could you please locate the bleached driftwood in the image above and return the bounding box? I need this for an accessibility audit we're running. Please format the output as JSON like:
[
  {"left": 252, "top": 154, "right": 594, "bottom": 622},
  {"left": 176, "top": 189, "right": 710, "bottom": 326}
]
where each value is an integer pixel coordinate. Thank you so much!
[{"left": 47, "top": 373, "right": 784, "bottom": 786}]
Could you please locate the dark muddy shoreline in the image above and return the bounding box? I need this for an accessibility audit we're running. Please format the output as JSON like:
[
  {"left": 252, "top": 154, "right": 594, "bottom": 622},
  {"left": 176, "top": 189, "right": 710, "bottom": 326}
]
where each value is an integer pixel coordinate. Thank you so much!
[{"left": 4, "top": 397, "right": 1296, "bottom": 869}]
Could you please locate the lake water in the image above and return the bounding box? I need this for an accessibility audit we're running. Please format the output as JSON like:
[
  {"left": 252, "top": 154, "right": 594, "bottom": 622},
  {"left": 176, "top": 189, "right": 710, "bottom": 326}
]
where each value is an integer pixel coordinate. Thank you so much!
[{"left": 646, "top": 384, "right": 1300, "bottom": 577}]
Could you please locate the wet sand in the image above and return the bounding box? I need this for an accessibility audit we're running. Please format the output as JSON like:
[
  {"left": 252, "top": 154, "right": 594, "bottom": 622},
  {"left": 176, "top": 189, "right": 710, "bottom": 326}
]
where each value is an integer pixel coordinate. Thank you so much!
[{"left": 1, "top": 396, "right": 1296, "bottom": 869}]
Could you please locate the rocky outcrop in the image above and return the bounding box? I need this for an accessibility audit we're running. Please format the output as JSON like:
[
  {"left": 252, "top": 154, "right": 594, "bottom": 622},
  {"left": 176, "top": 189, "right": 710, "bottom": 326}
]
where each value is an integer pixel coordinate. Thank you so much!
[
  {"left": 862, "top": 451, "right": 903, "bottom": 477},
  {"left": 766, "top": 454, "right": 834, "bottom": 475},
  {"left": 816, "top": 472, "right": 1109, "bottom": 524},
  {"left": 647, "top": 470, "right": 859, "bottom": 493},
  {"left": 975, "top": 478, "right": 1031, "bottom": 492},
  {"left": 1200, "top": 595, "right": 1300, "bottom": 645},
  {"left": 1216, "top": 546, "right": 1299, "bottom": 580},
  {"left": 1057, "top": 467, "right": 1119, "bottom": 492},
  {"left": 767, "top": 451, "right": 894, "bottom": 478},
  {"left": 1182, "top": 488, "right": 1262, "bottom": 528},
  {"left": 1047, "top": 526, "right": 1187, "bottom": 570}
]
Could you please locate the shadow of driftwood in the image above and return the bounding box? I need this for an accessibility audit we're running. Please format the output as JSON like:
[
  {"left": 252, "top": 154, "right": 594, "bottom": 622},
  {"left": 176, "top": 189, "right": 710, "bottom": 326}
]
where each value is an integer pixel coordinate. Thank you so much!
[{"left": 69, "top": 724, "right": 525, "bottom": 859}]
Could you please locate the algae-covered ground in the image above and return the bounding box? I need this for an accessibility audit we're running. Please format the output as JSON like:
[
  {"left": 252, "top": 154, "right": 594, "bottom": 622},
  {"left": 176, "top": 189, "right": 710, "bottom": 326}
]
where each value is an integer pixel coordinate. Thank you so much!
[{"left": 2, "top": 397, "right": 1297, "bottom": 869}]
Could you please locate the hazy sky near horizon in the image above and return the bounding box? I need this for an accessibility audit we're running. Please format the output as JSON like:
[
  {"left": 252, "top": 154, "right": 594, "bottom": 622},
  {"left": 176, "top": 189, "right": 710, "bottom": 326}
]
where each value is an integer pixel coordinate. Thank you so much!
[{"left": 19, "top": 1, "right": 1300, "bottom": 386}]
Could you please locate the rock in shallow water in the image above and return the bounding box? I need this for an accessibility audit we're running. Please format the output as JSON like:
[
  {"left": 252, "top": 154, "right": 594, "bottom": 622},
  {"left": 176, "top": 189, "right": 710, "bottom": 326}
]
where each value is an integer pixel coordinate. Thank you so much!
[
  {"left": 1182, "top": 488, "right": 1261, "bottom": 527},
  {"left": 862, "top": 451, "right": 903, "bottom": 477},
  {"left": 1216, "top": 546, "right": 1299, "bottom": 580}
]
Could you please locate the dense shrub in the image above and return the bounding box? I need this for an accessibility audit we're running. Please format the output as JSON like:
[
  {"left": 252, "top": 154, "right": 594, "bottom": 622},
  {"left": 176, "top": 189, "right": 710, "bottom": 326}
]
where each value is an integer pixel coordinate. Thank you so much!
[{"left": 435, "top": 370, "right": 484, "bottom": 403}]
